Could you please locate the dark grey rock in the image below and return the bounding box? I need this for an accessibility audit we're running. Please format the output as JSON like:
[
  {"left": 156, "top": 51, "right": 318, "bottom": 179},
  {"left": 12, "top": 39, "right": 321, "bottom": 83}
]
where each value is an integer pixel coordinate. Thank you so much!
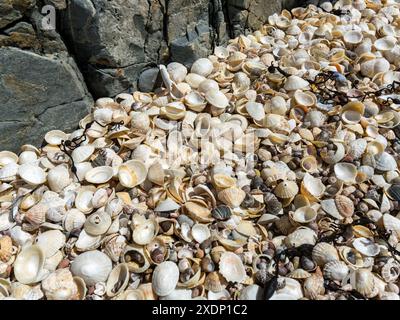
[
  {"left": 0, "top": 47, "right": 92, "bottom": 151},
  {"left": 138, "top": 67, "right": 160, "bottom": 93}
]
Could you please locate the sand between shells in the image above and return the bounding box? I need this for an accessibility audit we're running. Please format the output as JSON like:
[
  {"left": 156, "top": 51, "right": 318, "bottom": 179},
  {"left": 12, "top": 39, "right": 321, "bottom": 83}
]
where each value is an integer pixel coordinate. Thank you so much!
[{"left": 2, "top": 0, "right": 400, "bottom": 300}]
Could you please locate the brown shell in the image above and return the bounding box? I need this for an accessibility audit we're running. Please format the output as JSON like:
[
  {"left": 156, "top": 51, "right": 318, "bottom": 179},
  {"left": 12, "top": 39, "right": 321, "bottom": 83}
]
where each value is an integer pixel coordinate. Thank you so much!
[
  {"left": 274, "top": 180, "right": 299, "bottom": 199},
  {"left": 25, "top": 203, "right": 47, "bottom": 225},
  {"left": 334, "top": 195, "right": 354, "bottom": 218},
  {"left": 0, "top": 235, "right": 13, "bottom": 262}
]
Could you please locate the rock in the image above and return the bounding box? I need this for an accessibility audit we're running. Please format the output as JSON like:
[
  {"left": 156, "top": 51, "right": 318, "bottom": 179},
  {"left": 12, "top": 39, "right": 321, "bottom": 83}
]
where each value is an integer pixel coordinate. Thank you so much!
[
  {"left": 138, "top": 67, "right": 160, "bottom": 93},
  {"left": 0, "top": 47, "right": 92, "bottom": 152},
  {"left": 60, "top": 0, "right": 166, "bottom": 98},
  {"left": 0, "top": 0, "right": 36, "bottom": 29}
]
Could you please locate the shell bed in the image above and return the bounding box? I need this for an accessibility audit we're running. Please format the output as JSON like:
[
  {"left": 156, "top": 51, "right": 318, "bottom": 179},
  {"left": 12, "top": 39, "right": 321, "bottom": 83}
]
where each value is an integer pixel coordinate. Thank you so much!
[{"left": 2, "top": 0, "right": 400, "bottom": 300}]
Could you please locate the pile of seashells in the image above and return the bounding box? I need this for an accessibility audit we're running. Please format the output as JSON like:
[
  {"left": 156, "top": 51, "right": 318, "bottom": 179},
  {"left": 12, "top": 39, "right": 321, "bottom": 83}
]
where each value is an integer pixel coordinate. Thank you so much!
[{"left": 2, "top": 0, "right": 400, "bottom": 300}]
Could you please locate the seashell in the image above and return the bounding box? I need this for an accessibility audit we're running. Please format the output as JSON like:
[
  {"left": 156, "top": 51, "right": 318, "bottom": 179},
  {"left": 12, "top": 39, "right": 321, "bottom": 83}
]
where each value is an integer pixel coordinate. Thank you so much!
[
  {"left": 343, "top": 30, "right": 363, "bottom": 45},
  {"left": 293, "top": 90, "right": 316, "bottom": 107},
  {"left": 290, "top": 206, "right": 317, "bottom": 224},
  {"left": 211, "top": 205, "right": 232, "bottom": 221},
  {"left": 312, "top": 242, "right": 339, "bottom": 267},
  {"left": 361, "top": 58, "right": 390, "bottom": 78},
  {"left": 75, "top": 230, "right": 102, "bottom": 251},
  {"left": 334, "top": 195, "right": 354, "bottom": 218},
  {"left": 285, "top": 227, "right": 317, "bottom": 248},
  {"left": 0, "top": 162, "right": 19, "bottom": 181},
  {"left": 25, "top": 203, "right": 47, "bottom": 225},
  {"left": 284, "top": 76, "right": 309, "bottom": 91},
  {"left": 338, "top": 246, "right": 364, "bottom": 269},
  {"left": 75, "top": 186, "right": 96, "bottom": 214},
  {"left": 167, "top": 62, "right": 188, "bottom": 83},
  {"left": 204, "top": 271, "right": 224, "bottom": 293},
  {"left": 0, "top": 236, "right": 12, "bottom": 262},
  {"left": 93, "top": 108, "right": 113, "bottom": 125},
  {"left": 84, "top": 211, "right": 112, "bottom": 236},
  {"left": 131, "top": 215, "right": 159, "bottom": 245},
  {"left": 198, "top": 79, "right": 219, "bottom": 93},
  {"left": 118, "top": 160, "right": 148, "bottom": 188},
  {"left": 191, "top": 223, "right": 211, "bottom": 243},
  {"left": 205, "top": 89, "right": 229, "bottom": 111},
  {"left": 106, "top": 263, "right": 129, "bottom": 297},
  {"left": 301, "top": 173, "right": 325, "bottom": 200},
  {"left": 70, "top": 250, "right": 112, "bottom": 286},
  {"left": 155, "top": 197, "right": 181, "bottom": 213},
  {"left": 122, "top": 245, "right": 150, "bottom": 273},
  {"left": 245, "top": 102, "right": 265, "bottom": 121},
  {"left": 152, "top": 261, "right": 180, "bottom": 296},
  {"left": 9, "top": 226, "right": 32, "bottom": 247},
  {"left": 375, "top": 36, "right": 396, "bottom": 51},
  {"left": 352, "top": 237, "right": 380, "bottom": 257},
  {"left": 320, "top": 143, "right": 345, "bottom": 164},
  {"left": 18, "top": 164, "right": 46, "bottom": 186},
  {"left": 14, "top": 245, "right": 46, "bottom": 285},
  {"left": 184, "top": 91, "right": 207, "bottom": 112},
  {"left": 44, "top": 130, "right": 69, "bottom": 145},
  {"left": 303, "top": 274, "right": 325, "bottom": 300},
  {"left": 185, "top": 73, "right": 206, "bottom": 89},
  {"left": 36, "top": 230, "right": 66, "bottom": 258},
  {"left": 381, "top": 258, "right": 400, "bottom": 283},
  {"left": 71, "top": 145, "right": 95, "bottom": 164},
  {"left": 383, "top": 213, "right": 400, "bottom": 239},
  {"left": 300, "top": 156, "right": 318, "bottom": 173},
  {"left": 47, "top": 165, "right": 71, "bottom": 193},
  {"left": 219, "top": 252, "right": 246, "bottom": 283},
  {"left": 353, "top": 269, "right": 377, "bottom": 298},
  {"left": 191, "top": 58, "right": 214, "bottom": 77},
  {"left": 374, "top": 152, "right": 397, "bottom": 171},
  {"left": 288, "top": 268, "right": 311, "bottom": 280},
  {"left": 274, "top": 180, "right": 299, "bottom": 199},
  {"left": 161, "top": 101, "right": 186, "bottom": 120},
  {"left": 218, "top": 187, "right": 246, "bottom": 208},
  {"left": 238, "top": 284, "right": 263, "bottom": 300},
  {"left": 63, "top": 209, "right": 86, "bottom": 232},
  {"left": 41, "top": 269, "right": 78, "bottom": 300},
  {"left": 0, "top": 151, "right": 18, "bottom": 166},
  {"left": 19, "top": 150, "right": 38, "bottom": 164},
  {"left": 323, "top": 261, "right": 349, "bottom": 282},
  {"left": 334, "top": 163, "right": 357, "bottom": 184},
  {"left": 160, "top": 289, "right": 193, "bottom": 300},
  {"left": 269, "top": 96, "right": 288, "bottom": 115},
  {"left": 84, "top": 166, "right": 114, "bottom": 184}
]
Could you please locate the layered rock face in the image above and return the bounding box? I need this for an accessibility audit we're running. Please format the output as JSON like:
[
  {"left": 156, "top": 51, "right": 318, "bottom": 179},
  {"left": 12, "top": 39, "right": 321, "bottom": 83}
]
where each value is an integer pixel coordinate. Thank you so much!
[{"left": 0, "top": 0, "right": 331, "bottom": 151}]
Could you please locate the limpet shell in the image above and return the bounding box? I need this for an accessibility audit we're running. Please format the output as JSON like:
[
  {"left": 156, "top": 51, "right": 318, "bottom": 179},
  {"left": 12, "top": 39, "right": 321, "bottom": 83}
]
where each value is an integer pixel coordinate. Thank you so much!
[{"left": 84, "top": 211, "right": 112, "bottom": 236}]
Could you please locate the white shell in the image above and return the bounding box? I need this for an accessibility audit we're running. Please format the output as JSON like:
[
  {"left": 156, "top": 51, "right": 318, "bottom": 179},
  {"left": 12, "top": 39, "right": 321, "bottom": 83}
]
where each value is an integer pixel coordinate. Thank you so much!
[
  {"left": 352, "top": 237, "right": 380, "bottom": 257},
  {"left": 191, "top": 224, "right": 211, "bottom": 243},
  {"left": 71, "top": 145, "right": 95, "bottom": 164},
  {"left": 47, "top": 165, "right": 71, "bottom": 193},
  {"left": 18, "top": 164, "right": 47, "bottom": 185},
  {"left": 85, "top": 166, "right": 114, "bottom": 184},
  {"left": 36, "top": 230, "right": 66, "bottom": 258},
  {"left": 14, "top": 245, "right": 46, "bottom": 285},
  {"left": 191, "top": 58, "right": 214, "bottom": 77},
  {"left": 219, "top": 252, "right": 246, "bottom": 283},
  {"left": 152, "top": 261, "right": 180, "bottom": 296},
  {"left": 245, "top": 102, "right": 265, "bottom": 121},
  {"left": 70, "top": 250, "right": 112, "bottom": 286}
]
